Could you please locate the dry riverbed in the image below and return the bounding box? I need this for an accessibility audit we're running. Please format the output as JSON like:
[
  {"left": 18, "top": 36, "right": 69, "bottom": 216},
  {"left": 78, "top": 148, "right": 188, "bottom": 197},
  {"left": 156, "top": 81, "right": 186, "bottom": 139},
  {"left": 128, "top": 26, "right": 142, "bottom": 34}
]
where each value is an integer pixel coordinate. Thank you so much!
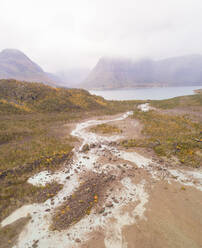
[{"left": 0, "top": 105, "right": 202, "bottom": 248}]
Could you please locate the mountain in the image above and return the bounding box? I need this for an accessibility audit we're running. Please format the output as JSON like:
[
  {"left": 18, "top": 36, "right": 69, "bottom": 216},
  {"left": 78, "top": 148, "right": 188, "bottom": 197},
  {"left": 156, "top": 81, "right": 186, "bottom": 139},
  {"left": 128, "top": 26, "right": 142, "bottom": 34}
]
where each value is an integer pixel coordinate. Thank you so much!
[
  {"left": 82, "top": 55, "right": 202, "bottom": 90},
  {"left": 0, "top": 49, "right": 58, "bottom": 85}
]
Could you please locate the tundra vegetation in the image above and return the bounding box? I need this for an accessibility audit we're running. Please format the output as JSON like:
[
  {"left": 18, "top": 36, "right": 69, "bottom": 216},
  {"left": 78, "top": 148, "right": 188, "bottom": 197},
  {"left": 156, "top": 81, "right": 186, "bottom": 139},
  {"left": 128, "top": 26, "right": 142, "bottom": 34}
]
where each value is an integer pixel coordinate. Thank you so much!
[
  {"left": 0, "top": 79, "right": 201, "bottom": 245},
  {"left": 150, "top": 89, "right": 202, "bottom": 109},
  {"left": 90, "top": 123, "right": 122, "bottom": 134},
  {"left": 0, "top": 79, "right": 137, "bottom": 223},
  {"left": 121, "top": 91, "right": 202, "bottom": 167},
  {"left": 0, "top": 216, "right": 31, "bottom": 248}
]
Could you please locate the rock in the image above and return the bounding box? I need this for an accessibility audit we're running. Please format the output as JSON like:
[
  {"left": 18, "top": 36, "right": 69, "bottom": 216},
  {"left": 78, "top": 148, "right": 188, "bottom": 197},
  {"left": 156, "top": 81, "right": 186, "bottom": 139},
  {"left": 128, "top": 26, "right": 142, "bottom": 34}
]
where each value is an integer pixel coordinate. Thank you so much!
[
  {"left": 45, "top": 209, "right": 51, "bottom": 212},
  {"left": 75, "top": 238, "right": 81, "bottom": 243},
  {"left": 112, "top": 198, "right": 119, "bottom": 204},
  {"left": 82, "top": 144, "right": 90, "bottom": 152},
  {"left": 90, "top": 143, "right": 96, "bottom": 148},
  {"left": 103, "top": 212, "right": 108, "bottom": 216},
  {"left": 110, "top": 175, "right": 116, "bottom": 180},
  {"left": 66, "top": 176, "right": 70, "bottom": 179},
  {"left": 98, "top": 207, "right": 105, "bottom": 214},
  {"left": 106, "top": 202, "right": 113, "bottom": 208}
]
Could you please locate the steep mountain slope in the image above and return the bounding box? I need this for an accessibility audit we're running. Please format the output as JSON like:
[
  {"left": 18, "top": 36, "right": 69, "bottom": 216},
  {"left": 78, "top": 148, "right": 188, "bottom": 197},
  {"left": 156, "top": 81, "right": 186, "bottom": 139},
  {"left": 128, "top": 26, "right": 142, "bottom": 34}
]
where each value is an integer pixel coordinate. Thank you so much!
[
  {"left": 154, "top": 55, "right": 202, "bottom": 86},
  {"left": 82, "top": 55, "right": 202, "bottom": 89},
  {"left": 0, "top": 49, "right": 57, "bottom": 84}
]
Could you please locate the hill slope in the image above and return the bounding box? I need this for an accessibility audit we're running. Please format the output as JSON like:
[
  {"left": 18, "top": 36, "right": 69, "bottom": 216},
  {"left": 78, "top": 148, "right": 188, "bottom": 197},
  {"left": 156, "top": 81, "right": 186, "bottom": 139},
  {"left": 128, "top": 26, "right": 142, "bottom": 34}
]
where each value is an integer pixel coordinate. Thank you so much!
[
  {"left": 0, "top": 79, "right": 109, "bottom": 114},
  {"left": 82, "top": 55, "right": 202, "bottom": 90},
  {"left": 0, "top": 49, "right": 58, "bottom": 84}
]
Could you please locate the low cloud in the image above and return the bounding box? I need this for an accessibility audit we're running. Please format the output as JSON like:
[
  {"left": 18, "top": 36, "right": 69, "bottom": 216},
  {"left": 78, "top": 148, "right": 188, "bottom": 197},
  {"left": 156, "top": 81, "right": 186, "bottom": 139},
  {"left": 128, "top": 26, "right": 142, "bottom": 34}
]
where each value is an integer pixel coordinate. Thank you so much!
[{"left": 0, "top": 0, "right": 201, "bottom": 72}]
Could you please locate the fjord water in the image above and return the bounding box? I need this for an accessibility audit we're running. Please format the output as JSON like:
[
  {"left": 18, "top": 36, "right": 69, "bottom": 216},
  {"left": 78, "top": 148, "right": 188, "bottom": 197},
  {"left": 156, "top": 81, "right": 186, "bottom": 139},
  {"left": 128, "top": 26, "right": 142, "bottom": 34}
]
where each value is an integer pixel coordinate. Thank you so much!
[{"left": 90, "top": 86, "right": 201, "bottom": 100}]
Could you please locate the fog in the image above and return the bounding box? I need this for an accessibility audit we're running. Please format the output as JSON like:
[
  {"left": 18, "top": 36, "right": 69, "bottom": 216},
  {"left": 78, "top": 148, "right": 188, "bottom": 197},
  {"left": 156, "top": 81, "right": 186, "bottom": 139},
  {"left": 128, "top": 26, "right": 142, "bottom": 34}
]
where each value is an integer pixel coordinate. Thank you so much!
[{"left": 0, "top": 0, "right": 202, "bottom": 72}]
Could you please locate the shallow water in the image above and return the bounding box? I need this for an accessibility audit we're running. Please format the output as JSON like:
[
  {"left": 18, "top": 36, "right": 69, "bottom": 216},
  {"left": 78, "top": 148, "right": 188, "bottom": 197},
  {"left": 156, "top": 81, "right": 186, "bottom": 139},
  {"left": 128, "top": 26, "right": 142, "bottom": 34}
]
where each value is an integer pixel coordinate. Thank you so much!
[{"left": 90, "top": 86, "right": 201, "bottom": 100}]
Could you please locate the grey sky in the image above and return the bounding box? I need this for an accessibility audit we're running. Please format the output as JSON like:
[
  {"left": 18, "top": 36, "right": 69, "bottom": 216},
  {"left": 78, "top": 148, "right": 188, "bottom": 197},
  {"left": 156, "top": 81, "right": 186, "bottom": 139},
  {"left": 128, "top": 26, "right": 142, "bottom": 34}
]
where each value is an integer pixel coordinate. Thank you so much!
[{"left": 0, "top": 0, "right": 202, "bottom": 72}]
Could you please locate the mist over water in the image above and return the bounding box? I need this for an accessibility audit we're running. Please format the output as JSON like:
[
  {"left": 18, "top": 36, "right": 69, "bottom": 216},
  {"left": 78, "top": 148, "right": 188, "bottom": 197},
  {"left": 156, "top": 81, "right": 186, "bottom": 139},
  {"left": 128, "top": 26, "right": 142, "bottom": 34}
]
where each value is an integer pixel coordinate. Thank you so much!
[{"left": 90, "top": 86, "right": 201, "bottom": 100}]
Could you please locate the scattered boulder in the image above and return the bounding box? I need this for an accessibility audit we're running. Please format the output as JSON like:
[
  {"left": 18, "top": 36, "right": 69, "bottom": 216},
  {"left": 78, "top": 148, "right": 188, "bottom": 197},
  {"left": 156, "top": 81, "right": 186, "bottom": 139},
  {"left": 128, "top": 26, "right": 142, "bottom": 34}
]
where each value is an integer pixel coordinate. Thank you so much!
[
  {"left": 90, "top": 143, "right": 96, "bottom": 148},
  {"left": 98, "top": 207, "right": 105, "bottom": 214},
  {"left": 75, "top": 238, "right": 81, "bottom": 243},
  {"left": 81, "top": 144, "right": 90, "bottom": 152},
  {"left": 106, "top": 202, "right": 113, "bottom": 208},
  {"left": 112, "top": 198, "right": 119, "bottom": 204}
]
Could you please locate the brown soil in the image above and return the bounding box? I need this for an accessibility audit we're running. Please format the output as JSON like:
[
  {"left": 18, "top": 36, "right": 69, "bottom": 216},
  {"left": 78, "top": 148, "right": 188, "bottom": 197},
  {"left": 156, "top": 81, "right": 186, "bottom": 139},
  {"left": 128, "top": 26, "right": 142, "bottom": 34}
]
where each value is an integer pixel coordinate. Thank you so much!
[
  {"left": 74, "top": 110, "right": 202, "bottom": 248},
  {"left": 82, "top": 180, "right": 202, "bottom": 248},
  {"left": 110, "top": 117, "right": 144, "bottom": 140},
  {"left": 4, "top": 109, "right": 202, "bottom": 248},
  {"left": 122, "top": 181, "right": 202, "bottom": 248},
  {"left": 89, "top": 117, "right": 144, "bottom": 141},
  {"left": 0, "top": 217, "right": 30, "bottom": 248}
]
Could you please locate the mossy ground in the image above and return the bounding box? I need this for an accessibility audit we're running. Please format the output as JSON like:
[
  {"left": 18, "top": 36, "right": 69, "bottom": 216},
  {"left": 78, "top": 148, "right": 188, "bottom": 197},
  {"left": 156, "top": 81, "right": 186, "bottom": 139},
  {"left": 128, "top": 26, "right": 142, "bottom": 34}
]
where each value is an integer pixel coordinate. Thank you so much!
[
  {"left": 0, "top": 79, "right": 138, "bottom": 224},
  {"left": 90, "top": 123, "right": 122, "bottom": 134},
  {"left": 0, "top": 217, "right": 31, "bottom": 248},
  {"left": 121, "top": 109, "right": 202, "bottom": 167},
  {"left": 149, "top": 89, "right": 202, "bottom": 109},
  {"left": 1, "top": 79, "right": 201, "bottom": 233}
]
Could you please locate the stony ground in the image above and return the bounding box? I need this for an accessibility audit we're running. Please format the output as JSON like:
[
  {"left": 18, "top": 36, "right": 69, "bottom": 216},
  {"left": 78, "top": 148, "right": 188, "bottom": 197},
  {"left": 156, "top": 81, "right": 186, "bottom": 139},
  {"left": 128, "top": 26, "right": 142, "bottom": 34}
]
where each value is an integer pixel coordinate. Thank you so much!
[{"left": 0, "top": 106, "right": 202, "bottom": 248}]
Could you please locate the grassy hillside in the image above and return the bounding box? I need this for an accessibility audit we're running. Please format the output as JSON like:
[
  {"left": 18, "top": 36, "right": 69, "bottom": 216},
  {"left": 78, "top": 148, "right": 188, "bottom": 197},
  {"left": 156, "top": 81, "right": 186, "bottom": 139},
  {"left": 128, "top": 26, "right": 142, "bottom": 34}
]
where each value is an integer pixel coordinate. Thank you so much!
[
  {"left": 0, "top": 79, "right": 109, "bottom": 113},
  {"left": 150, "top": 89, "right": 202, "bottom": 109},
  {"left": 0, "top": 79, "right": 138, "bottom": 222}
]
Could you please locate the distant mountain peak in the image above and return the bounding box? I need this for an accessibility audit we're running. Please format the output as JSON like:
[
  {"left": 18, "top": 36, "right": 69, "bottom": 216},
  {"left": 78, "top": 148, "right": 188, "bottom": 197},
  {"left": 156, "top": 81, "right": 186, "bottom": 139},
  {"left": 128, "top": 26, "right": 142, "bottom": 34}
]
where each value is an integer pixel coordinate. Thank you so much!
[
  {"left": 81, "top": 55, "right": 202, "bottom": 90},
  {"left": 0, "top": 49, "right": 30, "bottom": 59},
  {"left": 0, "top": 48, "right": 56, "bottom": 84},
  {"left": 1, "top": 48, "right": 25, "bottom": 54}
]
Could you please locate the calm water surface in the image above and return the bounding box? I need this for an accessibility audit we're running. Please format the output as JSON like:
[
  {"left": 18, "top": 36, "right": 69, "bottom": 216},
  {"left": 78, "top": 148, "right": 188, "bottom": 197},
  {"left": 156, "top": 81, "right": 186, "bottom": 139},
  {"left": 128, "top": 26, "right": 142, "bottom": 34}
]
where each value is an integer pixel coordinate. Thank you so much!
[{"left": 90, "top": 86, "right": 202, "bottom": 100}]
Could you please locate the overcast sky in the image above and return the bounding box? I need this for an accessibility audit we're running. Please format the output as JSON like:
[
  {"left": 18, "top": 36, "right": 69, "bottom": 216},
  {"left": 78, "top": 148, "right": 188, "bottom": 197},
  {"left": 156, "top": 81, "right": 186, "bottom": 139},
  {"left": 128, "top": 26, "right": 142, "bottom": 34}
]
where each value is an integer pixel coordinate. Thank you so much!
[{"left": 0, "top": 0, "right": 202, "bottom": 72}]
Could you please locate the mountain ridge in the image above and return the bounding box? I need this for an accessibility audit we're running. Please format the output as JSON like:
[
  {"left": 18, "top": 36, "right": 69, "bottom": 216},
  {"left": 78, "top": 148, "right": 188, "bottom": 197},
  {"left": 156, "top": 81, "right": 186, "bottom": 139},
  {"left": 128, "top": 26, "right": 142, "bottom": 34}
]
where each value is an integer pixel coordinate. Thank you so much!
[
  {"left": 82, "top": 55, "right": 202, "bottom": 90},
  {"left": 0, "top": 49, "right": 59, "bottom": 85}
]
